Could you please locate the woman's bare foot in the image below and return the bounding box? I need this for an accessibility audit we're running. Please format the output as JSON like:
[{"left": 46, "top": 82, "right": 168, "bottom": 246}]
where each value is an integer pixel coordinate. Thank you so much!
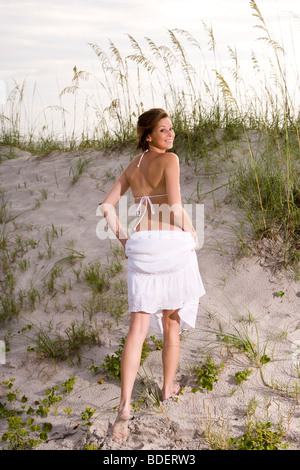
[
  {"left": 161, "top": 383, "right": 181, "bottom": 401},
  {"left": 111, "top": 409, "right": 130, "bottom": 443}
]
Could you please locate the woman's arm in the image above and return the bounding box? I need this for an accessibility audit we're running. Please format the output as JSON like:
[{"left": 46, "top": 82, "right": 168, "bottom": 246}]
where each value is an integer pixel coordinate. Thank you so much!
[
  {"left": 164, "top": 153, "right": 199, "bottom": 248},
  {"left": 99, "top": 170, "right": 130, "bottom": 250}
]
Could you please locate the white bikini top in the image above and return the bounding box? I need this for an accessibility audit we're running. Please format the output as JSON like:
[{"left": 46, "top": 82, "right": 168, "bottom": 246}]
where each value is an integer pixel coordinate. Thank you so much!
[{"left": 133, "top": 149, "right": 167, "bottom": 231}]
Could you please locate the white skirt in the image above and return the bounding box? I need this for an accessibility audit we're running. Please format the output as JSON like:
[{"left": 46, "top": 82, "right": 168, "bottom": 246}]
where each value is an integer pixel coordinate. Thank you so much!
[{"left": 125, "top": 230, "right": 205, "bottom": 334}]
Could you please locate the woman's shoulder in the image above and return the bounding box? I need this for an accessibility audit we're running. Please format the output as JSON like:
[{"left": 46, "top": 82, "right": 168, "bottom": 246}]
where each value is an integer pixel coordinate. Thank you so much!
[
  {"left": 164, "top": 152, "right": 178, "bottom": 159},
  {"left": 162, "top": 152, "right": 180, "bottom": 167},
  {"left": 123, "top": 153, "right": 143, "bottom": 182},
  {"left": 125, "top": 153, "right": 142, "bottom": 171}
]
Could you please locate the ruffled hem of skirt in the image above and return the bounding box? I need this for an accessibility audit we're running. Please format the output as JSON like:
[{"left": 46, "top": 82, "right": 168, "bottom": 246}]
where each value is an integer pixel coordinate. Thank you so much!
[{"left": 127, "top": 255, "right": 205, "bottom": 334}]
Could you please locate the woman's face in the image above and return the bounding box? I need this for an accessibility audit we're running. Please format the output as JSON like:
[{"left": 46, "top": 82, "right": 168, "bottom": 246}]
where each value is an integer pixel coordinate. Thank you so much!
[{"left": 148, "top": 117, "right": 175, "bottom": 152}]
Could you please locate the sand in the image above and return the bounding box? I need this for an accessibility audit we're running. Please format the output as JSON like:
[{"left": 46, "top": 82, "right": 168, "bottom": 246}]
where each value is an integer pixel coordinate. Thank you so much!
[{"left": 0, "top": 142, "right": 299, "bottom": 451}]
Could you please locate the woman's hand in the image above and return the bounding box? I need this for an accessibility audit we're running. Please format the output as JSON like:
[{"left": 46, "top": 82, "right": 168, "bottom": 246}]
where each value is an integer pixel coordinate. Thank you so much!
[{"left": 120, "top": 238, "right": 128, "bottom": 259}]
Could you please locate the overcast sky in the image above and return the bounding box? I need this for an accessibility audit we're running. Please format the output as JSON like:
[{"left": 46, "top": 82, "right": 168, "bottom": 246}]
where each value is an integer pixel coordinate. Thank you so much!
[
  {"left": 1, "top": 0, "right": 299, "bottom": 134},
  {"left": 1, "top": 0, "right": 299, "bottom": 77}
]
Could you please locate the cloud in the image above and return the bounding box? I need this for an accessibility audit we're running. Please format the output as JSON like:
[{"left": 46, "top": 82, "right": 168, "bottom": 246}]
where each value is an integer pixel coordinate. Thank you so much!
[
  {"left": 1, "top": 0, "right": 299, "bottom": 124},
  {"left": 2, "top": 0, "right": 299, "bottom": 75},
  {"left": 0, "top": 0, "right": 150, "bottom": 78}
]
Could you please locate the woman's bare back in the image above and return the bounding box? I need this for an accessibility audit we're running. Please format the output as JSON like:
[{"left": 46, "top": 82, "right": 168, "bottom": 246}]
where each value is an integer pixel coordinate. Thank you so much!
[
  {"left": 125, "top": 150, "right": 181, "bottom": 232},
  {"left": 125, "top": 151, "right": 168, "bottom": 197}
]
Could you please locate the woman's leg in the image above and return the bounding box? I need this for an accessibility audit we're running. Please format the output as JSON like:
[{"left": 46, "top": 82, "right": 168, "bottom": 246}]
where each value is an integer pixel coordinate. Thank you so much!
[
  {"left": 112, "top": 311, "right": 150, "bottom": 442},
  {"left": 161, "top": 308, "right": 181, "bottom": 400}
]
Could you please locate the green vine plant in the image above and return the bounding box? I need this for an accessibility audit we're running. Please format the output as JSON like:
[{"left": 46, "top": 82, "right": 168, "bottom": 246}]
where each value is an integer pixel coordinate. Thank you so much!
[
  {"left": 192, "top": 359, "right": 225, "bottom": 392},
  {"left": 227, "top": 419, "right": 289, "bottom": 450},
  {"left": 0, "top": 376, "right": 76, "bottom": 450}
]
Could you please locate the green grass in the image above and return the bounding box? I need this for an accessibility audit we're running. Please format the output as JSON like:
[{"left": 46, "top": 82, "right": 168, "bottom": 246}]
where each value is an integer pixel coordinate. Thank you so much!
[{"left": 26, "top": 320, "right": 101, "bottom": 363}]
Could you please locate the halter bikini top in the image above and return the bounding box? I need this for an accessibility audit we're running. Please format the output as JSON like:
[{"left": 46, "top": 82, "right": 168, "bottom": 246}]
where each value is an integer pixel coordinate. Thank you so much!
[{"left": 133, "top": 149, "right": 168, "bottom": 231}]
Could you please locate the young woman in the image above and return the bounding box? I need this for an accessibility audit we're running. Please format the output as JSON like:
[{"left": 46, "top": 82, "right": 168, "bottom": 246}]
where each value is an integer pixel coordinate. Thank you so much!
[{"left": 99, "top": 108, "right": 205, "bottom": 443}]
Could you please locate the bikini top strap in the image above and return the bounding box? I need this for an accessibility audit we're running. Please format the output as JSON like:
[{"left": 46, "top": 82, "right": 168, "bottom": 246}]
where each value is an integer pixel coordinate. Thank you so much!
[
  {"left": 134, "top": 194, "right": 168, "bottom": 199},
  {"left": 137, "top": 149, "right": 148, "bottom": 167}
]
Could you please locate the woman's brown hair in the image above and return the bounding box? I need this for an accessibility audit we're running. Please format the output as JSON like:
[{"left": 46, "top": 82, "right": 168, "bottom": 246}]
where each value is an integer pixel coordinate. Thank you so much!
[{"left": 136, "top": 108, "right": 170, "bottom": 151}]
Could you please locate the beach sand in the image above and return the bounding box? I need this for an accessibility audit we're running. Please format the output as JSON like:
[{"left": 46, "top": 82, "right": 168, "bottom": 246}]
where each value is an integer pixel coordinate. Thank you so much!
[{"left": 0, "top": 143, "right": 299, "bottom": 450}]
